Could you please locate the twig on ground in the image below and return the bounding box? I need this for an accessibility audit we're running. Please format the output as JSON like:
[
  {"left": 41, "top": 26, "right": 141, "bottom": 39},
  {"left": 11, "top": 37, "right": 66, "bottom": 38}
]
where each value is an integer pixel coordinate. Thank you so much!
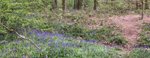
[{"left": 0, "top": 40, "right": 7, "bottom": 44}]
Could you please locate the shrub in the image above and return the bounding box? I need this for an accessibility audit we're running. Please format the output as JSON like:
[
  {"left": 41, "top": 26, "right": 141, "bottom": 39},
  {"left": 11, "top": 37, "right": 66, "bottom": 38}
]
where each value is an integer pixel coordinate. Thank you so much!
[
  {"left": 60, "top": 24, "right": 127, "bottom": 45},
  {"left": 61, "top": 24, "right": 88, "bottom": 37},
  {"left": 138, "top": 32, "right": 150, "bottom": 46},
  {"left": 92, "top": 26, "right": 127, "bottom": 45},
  {"left": 143, "top": 23, "right": 150, "bottom": 31},
  {"left": 138, "top": 23, "right": 150, "bottom": 46}
]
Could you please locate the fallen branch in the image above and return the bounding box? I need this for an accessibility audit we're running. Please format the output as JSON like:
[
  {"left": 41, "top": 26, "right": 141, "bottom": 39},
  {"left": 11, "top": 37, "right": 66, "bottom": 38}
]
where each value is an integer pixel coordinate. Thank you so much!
[
  {"left": 0, "top": 40, "right": 7, "bottom": 44},
  {"left": 16, "top": 32, "right": 41, "bottom": 50},
  {"left": 0, "top": 23, "right": 41, "bottom": 50}
]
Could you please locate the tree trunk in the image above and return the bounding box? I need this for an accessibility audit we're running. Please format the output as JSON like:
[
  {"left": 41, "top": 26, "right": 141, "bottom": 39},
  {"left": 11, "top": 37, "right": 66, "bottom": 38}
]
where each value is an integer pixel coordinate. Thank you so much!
[
  {"left": 74, "top": 0, "right": 77, "bottom": 9},
  {"left": 135, "top": 0, "right": 143, "bottom": 9},
  {"left": 62, "top": 0, "right": 66, "bottom": 10},
  {"left": 77, "top": 0, "right": 83, "bottom": 10},
  {"left": 135, "top": 1, "right": 139, "bottom": 9},
  {"left": 74, "top": 0, "right": 83, "bottom": 10},
  {"left": 140, "top": 0, "right": 144, "bottom": 20},
  {"left": 111, "top": 0, "right": 115, "bottom": 6},
  {"left": 145, "top": 0, "right": 149, "bottom": 9},
  {"left": 93, "top": 0, "right": 98, "bottom": 10},
  {"left": 51, "top": 0, "right": 57, "bottom": 9}
]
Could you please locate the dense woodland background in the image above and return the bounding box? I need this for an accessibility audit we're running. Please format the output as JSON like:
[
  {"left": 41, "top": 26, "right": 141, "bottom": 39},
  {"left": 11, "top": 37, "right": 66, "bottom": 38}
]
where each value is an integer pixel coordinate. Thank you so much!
[{"left": 0, "top": 0, "right": 150, "bottom": 58}]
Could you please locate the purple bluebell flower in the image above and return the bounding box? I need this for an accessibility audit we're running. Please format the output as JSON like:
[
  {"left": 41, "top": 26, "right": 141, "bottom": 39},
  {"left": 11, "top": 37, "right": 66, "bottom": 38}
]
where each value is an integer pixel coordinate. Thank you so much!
[
  {"left": 80, "top": 40, "right": 97, "bottom": 43},
  {"left": 142, "top": 45, "right": 150, "bottom": 48},
  {"left": 135, "top": 45, "right": 150, "bottom": 48},
  {"left": 30, "top": 30, "right": 67, "bottom": 40},
  {"left": 62, "top": 42, "right": 78, "bottom": 47},
  {"left": 26, "top": 29, "right": 99, "bottom": 48}
]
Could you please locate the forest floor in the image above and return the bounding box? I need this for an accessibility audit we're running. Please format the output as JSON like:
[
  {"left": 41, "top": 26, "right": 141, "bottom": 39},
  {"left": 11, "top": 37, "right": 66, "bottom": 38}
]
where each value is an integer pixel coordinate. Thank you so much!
[{"left": 108, "top": 14, "right": 150, "bottom": 54}]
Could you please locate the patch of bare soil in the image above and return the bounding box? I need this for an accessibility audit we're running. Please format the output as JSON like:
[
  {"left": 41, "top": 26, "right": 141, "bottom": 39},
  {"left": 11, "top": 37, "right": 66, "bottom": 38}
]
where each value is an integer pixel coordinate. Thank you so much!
[{"left": 109, "top": 14, "right": 150, "bottom": 51}]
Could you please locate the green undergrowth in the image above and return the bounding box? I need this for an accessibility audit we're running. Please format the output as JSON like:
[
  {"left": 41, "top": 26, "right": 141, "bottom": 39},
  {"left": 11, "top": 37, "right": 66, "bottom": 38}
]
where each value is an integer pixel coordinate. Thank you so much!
[
  {"left": 0, "top": 35, "right": 120, "bottom": 58},
  {"left": 0, "top": 0, "right": 49, "bottom": 40},
  {"left": 128, "top": 49, "right": 150, "bottom": 58},
  {"left": 1, "top": 37, "right": 149, "bottom": 58},
  {"left": 58, "top": 24, "right": 127, "bottom": 45},
  {"left": 0, "top": 0, "right": 150, "bottom": 58},
  {"left": 138, "top": 23, "right": 150, "bottom": 46}
]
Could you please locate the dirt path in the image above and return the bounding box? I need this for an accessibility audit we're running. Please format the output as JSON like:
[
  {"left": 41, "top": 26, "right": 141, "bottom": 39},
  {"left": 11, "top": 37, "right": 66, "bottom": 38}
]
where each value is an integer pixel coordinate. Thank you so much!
[{"left": 109, "top": 14, "right": 150, "bottom": 51}]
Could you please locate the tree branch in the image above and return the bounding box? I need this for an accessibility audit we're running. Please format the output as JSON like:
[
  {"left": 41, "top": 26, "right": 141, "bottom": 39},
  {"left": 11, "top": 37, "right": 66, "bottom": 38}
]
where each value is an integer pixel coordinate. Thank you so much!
[{"left": 0, "top": 22, "right": 41, "bottom": 50}]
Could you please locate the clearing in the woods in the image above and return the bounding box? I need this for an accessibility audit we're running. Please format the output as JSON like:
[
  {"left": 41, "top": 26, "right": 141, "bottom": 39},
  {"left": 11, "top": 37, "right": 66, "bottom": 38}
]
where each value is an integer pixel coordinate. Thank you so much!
[{"left": 109, "top": 14, "right": 150, "bottom": 52}]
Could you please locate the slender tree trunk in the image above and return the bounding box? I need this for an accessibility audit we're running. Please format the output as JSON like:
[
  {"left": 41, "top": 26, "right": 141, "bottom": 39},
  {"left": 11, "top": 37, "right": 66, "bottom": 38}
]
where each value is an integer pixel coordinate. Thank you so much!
[
  {"left": 145, "top": 0, "right": 149, "bottom": 9},
  {"left": 135, "top": 0, "right": 143, "bottom": 9},
  {"left": 62, "top": 0, "right": 66, "bottom": 11},
  {"left": 135, "top": 1, "right": 139, "bottom": 9},
  {"left": 77, "top": 0, "right": 80, "bottom": 9},
  {"left": 111, "top": 0, "right": 115, "bottom": 6},
  {"left": 93, "top": 0, "right": 98, "bottom": 10},
  {"left": 74, "top": 0, "right": 77, "bottom": 9},
  {"left": 51, "top": 0, "right": 57, "bottom": 9},
  {"left": 74, "top": 0, "right": 83, "bottom": 10},
  {"left": 140, "top": 0, "right": 144, "bottom": 20},
  {"left": 77, "top": 0, "right": 83, "bottom": 10}
]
